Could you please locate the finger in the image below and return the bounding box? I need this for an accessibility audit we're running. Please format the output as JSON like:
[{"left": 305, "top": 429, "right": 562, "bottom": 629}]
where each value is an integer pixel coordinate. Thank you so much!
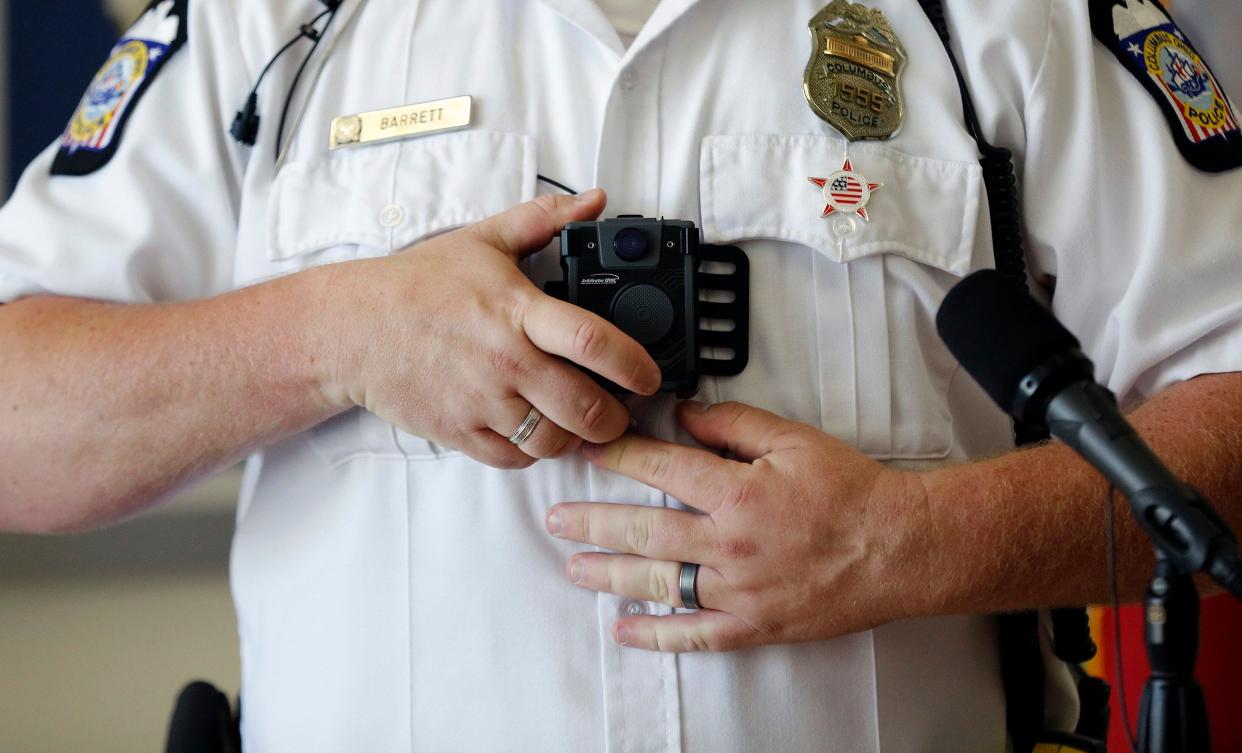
[
  {"left": 458, "top": 427, "right": 538, "bottom": 470},
  {"left": 470, "top": 189, "right": 607, "bottom": 261},
  {"left": 580, "top": 435, "right": 744, "bottom": 514},
  {"left": 521, "top": 295, "right": 662, "bottom": 395},
  {"left": 676, "top": 400, "right": 815, "bottom": 462},
  {"left": 613, "top": 611, "right": 757, "bottom": 653},
  {"left": 487, "top": 395, "right": 580, "bottom": 459},
  {"left": 567, "top": 553, "right": 729, "bottom": 611},
  {"left": 547, "top": 503, "right": 719, "bottom": 564},
  {"left": 516, "top": 352, "right": 632, "bottom": 443}
]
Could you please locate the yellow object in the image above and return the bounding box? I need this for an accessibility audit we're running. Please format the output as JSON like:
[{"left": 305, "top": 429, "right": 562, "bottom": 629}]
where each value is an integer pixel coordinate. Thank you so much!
[{"left": 1086, "top": 606, "right": 1108, "bottom": 678}]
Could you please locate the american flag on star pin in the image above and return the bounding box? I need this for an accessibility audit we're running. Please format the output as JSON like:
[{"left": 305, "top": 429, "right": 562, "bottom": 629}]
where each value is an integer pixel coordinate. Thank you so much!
[{"left": 809, "top": 158, "right": 883, "bottom": 222}]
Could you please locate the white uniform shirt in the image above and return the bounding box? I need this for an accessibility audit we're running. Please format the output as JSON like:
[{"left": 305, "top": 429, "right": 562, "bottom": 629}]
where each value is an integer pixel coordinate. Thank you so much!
[{"left": 2, "top": 0, "right": 1241, "bottom": 750}]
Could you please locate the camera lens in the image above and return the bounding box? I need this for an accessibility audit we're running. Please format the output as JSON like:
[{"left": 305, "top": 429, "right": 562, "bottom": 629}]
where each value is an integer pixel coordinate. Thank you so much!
[{"left": 612, "top": 227, "right": 648, "bottom": 261}]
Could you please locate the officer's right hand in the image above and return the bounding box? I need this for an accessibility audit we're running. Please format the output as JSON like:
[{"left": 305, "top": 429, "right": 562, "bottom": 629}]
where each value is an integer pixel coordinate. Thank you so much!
[{"left": 319, "top": 188, "right": 662, "bottom": 469}]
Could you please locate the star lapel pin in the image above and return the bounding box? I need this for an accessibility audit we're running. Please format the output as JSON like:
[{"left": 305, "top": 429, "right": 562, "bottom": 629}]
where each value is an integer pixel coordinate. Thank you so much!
[{"left": 809, "top": 158, "right": 882, "bottom": 222}]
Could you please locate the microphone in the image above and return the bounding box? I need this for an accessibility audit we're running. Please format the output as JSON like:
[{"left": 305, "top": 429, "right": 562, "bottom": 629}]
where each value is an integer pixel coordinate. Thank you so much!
[{"left": 936, "top": 269, "right": 1242, "bottom": 598}]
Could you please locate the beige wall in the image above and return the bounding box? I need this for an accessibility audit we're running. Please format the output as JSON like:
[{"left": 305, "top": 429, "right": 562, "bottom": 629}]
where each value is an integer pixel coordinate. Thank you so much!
[
  {"left": 0, "top": 472, "right": 242, "bottom": 753},
  {"left": 0, "top": 574, "right": 240, "bottom": 753},
  {"left": 102, "top": 0, "right": 148, "bottom": 28}
]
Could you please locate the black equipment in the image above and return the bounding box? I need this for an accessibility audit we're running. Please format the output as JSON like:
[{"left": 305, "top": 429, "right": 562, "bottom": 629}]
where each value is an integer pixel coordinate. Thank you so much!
[
  {"left": 937, "top": 268, "right": 1242, "bottom": 753},
  {"left": 936, "top": 270, "right": 1242, "bottom": 598},
  {"left": 164, "top": 681, "right": 241, "bottom": 753},
  {"left": 547, "top": 216, "right": 749, "bottom": 398},
  {"left": 230, "top": 0, "right": 343, "bottom": 160}
]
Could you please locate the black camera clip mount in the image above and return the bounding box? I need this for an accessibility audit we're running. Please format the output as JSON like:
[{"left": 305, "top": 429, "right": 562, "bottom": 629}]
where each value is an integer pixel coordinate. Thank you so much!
[{"left": 694, "top": 242, "right": 749, "bottom": 378}]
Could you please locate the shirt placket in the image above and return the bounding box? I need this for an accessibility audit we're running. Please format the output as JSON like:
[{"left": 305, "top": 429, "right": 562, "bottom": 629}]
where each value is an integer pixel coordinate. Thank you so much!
[{"left": 591, "top": 38, "right": 683, "bottom": 753}]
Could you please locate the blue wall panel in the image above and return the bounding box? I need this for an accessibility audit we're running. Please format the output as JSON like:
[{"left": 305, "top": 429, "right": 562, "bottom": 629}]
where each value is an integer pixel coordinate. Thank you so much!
[{"left": 7, "top": 1, "right": 118, "bottom": 193}]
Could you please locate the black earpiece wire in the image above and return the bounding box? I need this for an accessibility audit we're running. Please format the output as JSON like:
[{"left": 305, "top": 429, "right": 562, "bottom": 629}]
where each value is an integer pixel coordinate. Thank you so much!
[
  {"left": 274, "top": 4, "right": 342, "bottom": 161},
  {"left": 536, "top": 175, "right": 578, "bottom": 195},
  {"left": 230, "top": 1, "right": 342, "bottom": 158}
]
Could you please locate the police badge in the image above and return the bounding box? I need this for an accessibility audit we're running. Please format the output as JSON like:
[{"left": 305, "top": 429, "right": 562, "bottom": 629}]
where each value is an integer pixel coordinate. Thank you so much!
[{"left": 803, "top": 0, "right": 906, "bottom": 141}]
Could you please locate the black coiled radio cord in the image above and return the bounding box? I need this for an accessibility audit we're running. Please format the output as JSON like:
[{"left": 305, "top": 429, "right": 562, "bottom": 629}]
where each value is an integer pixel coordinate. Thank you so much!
[
  {"left": 916, "top": 2, "right": 1105, "bottom": 753},
  {"left": 917, "top": 0, "right": 1028, "bottom": 288}
]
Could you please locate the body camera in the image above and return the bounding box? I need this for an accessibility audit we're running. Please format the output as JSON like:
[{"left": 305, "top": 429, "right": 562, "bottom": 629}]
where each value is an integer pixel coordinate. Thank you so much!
[{"left": 548, "top": 216, "right": 748, "bottom": 398}]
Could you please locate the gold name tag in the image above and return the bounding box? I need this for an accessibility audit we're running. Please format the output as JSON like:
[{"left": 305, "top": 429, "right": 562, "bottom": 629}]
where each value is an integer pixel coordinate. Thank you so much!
[{"left": 329, "top": 96, "right": 473, "bottom": 150}]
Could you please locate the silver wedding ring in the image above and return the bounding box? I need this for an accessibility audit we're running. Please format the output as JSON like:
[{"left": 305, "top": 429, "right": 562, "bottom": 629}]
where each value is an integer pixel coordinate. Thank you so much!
[
  {"left": 507, "top": 406, "right": 543, "bottom": 446},
  {"left": 679, "top": 562, "right": 702, "bottom": 610}
]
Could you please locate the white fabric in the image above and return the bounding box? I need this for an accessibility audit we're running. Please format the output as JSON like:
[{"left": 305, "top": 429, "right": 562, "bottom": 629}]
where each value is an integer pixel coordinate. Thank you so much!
[{"left": 2, "top": 0, "right": 1241, "bottom": 750}]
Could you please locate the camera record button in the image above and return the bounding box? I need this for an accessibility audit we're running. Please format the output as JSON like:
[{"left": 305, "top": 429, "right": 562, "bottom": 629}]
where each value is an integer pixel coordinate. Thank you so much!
[{"left": 613, "top": 284, "right": 675, "bottom": 345}]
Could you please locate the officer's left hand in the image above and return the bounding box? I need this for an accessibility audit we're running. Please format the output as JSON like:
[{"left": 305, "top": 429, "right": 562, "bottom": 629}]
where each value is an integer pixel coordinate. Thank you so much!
[{"left": 545, "top": 400, "right": 936, "bottom": 652}]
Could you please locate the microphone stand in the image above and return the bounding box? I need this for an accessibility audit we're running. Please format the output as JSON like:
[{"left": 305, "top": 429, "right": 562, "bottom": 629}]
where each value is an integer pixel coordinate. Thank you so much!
[
  {"left": 933, "top": 272, "right": 1242, "bottom": 751},
  {"left": 1135, "top": 554, "right": 1210, "bottom": 753},
  {"left": 1039, "top": 383, "right": 1241, "bottom": 753}
]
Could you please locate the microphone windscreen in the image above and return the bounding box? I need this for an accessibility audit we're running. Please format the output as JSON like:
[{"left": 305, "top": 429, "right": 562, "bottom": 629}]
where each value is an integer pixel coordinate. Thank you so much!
[{"left": 935, "top": 269, "right": 1080, "bottom": 411}]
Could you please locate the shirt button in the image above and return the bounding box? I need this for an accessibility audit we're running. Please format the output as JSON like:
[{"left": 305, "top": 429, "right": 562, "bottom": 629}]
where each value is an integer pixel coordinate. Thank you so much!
[
  {"left": 378, "top": 204, "right": 405, "bottom": 228},
  {"left": 619, "top": 71, "right": 637, "bottom": 91},
  {"left": 621, "top": 600, "right": 648, "bottom": 617}
]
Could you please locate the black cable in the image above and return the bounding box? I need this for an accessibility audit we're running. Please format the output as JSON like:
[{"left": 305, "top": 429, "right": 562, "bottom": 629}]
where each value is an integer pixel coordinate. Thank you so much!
[
  {"left": 275, "top": 5, "right": 341, "bottom": 162},
  {"left": 1108, "top": 484, "right": 1140, "bottom": 753},
  {"left": 917, "top": 0, "right": 1028, "bottom": 290},
  {"left": 230, "top": 6, "right": 335, "bottom": 147},
  {"left": 253, "top": 24, "right": 321, "bottom": 96},
  {"left": 536, "top": 175, "right": 578, "bottom": 195}
]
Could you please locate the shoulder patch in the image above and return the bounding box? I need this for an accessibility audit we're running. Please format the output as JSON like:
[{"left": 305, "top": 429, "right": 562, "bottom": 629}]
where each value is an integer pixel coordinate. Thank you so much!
[
  {"left": 51, "top": 0, "right": 189, "bottom": 177},
  {"left": 1090, "top": 0, "right": 1242, "bottom": 172}
]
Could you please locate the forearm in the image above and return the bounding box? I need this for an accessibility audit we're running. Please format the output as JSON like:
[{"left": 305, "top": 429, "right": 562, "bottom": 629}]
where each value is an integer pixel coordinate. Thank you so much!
[
  {"left": 920, "top": 372, "right": 1242, "bottom": 614},
  {"left": 0, "top": 266, "right": 344, "bottom": 533}
]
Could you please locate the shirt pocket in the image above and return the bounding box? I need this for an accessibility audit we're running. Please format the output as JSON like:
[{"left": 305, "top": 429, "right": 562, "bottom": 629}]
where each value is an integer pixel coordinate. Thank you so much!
[
  {"left": 264, "top": 130, "right": 537, "bottom": 464},
  {"left": 699, "top": 133, "right": 985, "bottom": 460}
]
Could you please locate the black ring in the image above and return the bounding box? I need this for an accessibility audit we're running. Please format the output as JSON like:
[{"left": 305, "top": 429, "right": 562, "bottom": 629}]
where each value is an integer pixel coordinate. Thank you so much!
[{"left": 679, "top": 562, "right": 701, "bottom": 610}]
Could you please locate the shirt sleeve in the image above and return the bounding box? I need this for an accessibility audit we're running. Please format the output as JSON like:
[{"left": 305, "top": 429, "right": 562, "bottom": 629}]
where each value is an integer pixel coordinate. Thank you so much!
[
  {"left": 954, "top": 0, "right": 1242, "bottom": 408},
  {"left": 0, "top": 0, "right": 251, "bottom": 305}
]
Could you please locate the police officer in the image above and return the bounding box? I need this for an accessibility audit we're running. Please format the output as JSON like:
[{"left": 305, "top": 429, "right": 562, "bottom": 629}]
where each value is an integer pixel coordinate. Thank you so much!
[{"left": 1, "top": 0, "right": 1240, "bottom": 751}]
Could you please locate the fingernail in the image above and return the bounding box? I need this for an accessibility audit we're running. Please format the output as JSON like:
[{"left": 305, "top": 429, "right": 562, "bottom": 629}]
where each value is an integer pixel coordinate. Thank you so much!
[
  {"left": 581, "top": 442, "right": 604, "bottom": 459},
  {"left": 547, "top": 510, "right": 563, "bottom": 535},
  {"left": 576, "top": 187, "right": 603, "bottom": 203},
  {"left": 569, "top": 559, "right": 585, "bottom": 584},
  {"left": 615, "top": 626, "right": 631, "bottom": 646},
  {"left": 682, "top": 399, "right": 708, "bottom": 414}
]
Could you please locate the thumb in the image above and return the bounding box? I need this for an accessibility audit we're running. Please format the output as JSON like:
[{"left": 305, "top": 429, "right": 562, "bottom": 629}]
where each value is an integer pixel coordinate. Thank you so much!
[
  {"left": 677, "top": 400, "right": 812, "bottom": 461},
  {"left": 470, "top": 188, "right": 607, "bottom": 261}
]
